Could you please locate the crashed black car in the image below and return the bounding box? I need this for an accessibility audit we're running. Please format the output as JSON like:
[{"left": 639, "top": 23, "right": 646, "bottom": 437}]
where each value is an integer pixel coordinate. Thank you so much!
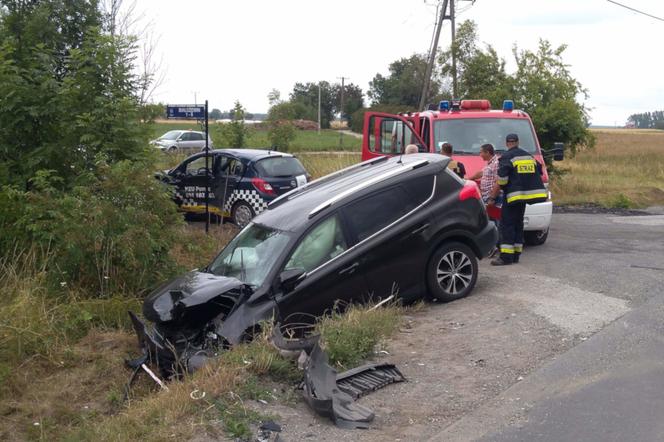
[{"left": 132, "top": 153, "right": 498, "bottom": 376}]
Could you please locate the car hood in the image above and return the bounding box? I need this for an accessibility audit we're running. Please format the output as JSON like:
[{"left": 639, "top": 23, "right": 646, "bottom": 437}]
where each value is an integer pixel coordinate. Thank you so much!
[{"left": 143, "top": 271, "right": 252, "bottom": 326}]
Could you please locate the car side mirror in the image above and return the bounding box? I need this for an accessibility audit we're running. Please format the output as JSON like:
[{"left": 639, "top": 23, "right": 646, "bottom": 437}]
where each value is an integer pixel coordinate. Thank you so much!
[
  {"left": 279, "top": 268, "right": 306, "bottom": 292},
  {"left": 553, "top": 142, "right": 564, "bottom": 161}
]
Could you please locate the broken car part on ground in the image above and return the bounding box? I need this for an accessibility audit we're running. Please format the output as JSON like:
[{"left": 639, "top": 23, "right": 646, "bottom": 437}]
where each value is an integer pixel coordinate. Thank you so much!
[{"left": 271, "top": 323, "right": 406, "bottom": 429}]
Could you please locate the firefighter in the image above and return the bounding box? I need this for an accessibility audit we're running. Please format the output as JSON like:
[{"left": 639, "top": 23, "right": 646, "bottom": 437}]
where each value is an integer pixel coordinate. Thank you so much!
[{"left": 487, "top": 133, "right": 547, "bottom": 265}]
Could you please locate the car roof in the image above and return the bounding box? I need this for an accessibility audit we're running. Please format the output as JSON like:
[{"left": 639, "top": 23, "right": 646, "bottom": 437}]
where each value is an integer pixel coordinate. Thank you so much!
[
  {"left": 208, "top": 148, "right": 294, "bottom": 161},
  {"left": 255, "top": 153, "right": 448, "bottom": 232}
]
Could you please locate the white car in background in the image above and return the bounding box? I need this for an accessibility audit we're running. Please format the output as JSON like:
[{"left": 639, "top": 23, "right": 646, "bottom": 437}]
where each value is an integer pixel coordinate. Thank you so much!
[{"left": 151, "top": 130, "right": 213, "bottom": 152}]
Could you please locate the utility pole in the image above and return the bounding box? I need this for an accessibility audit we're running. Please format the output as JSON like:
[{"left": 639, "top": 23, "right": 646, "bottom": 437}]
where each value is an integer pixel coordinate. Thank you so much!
[
  {"left": 337, "top": 76, "right": 348, "bottom": 148},
  {"left": 318, "top": 83, "right": 321, "bottom": 135},
  {"left": 420, "top": 0, "right": 474, "bottom": 108},
  {"left": 419, "top": 0, "right": 448, "bottom": 110},
  {"left": 450, "top": 0, "right": 458, "bottom": 98}
]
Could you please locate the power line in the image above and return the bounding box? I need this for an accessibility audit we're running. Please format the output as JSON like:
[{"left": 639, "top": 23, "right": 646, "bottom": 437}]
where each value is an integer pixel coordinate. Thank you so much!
[{"left": 606, "top": 0, "right": 664, "bottom": 22}]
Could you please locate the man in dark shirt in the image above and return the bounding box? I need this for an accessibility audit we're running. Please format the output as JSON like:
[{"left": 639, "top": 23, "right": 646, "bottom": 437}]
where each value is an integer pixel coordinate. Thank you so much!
[{"left": 441, "top": 142, "right": 466, "bottom": 178}]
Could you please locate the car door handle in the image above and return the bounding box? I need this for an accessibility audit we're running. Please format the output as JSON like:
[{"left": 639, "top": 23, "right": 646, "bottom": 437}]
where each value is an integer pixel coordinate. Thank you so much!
[
  {"left": 339, "top": 262, "right": 359, "bottom": 275},
  {"left": 411, "top": 223, "right": 430, "bottom": 235}
]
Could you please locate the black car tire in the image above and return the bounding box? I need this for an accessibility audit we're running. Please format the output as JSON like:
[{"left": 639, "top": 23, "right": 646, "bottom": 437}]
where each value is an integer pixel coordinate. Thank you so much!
[
  {"left": 232, "top": 200, "right": 255, "bottom": 228},
  {"left": 427, "top": 241, "right": 478, "bottom": 302},
  {"left": 524, "top": 228, "right": 549, "bottom": 246},
  {"left": 168, "top": 146, "right": 177, "bottom": 153}
]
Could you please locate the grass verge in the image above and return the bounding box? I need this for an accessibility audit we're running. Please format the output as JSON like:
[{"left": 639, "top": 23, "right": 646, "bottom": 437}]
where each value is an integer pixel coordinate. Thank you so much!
[
  {"left": 2, "top": 291, "right": 402, "bottom": 441},
  {"left": 551, "top": 129, "right": 664, "bottom": 208},
  {"left": 150, "top": 121, "right": 361, "bottom": 152}
]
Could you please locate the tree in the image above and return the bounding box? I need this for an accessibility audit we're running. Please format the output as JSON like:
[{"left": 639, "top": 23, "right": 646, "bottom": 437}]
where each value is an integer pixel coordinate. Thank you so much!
[
  {"left": 0, "top": 0, "right": 148, "bottom": 188},
  {"left": 290, "top": 81, "right": 335, "bottom": 128},
  {"left": 218, "top": 100, "right": 250, "bottom": 147},
  {"left": 266, "top": 98, "right": 303, "bottom": 152},
  {"left": 368, "top": 54, "right": 441, "bottom": 107},
  {"left": 209, "top": 108, "right": 223, "bottom": 120},
  {"left": 333, "top": 82, "right": 364, "bottom": 125},
  {"left": 267, "top": 88, "right": 281, "bottom": 106},
  {"left": 0, "top": 0, "right": 183, "bottom": 296},
  {"left": 438, "top": 20, "right": 511, "bottom": 106},
  {"left": 511, "top": 40, "right": 594, "bottom": 157},
  {"left": 628, "top": 110, "right": 664, "bottom": 128}
]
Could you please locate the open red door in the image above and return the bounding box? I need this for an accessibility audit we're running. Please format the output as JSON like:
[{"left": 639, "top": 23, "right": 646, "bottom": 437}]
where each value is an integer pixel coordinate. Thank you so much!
[{"left": 361, "top": 112, "right": 427, "bottom": 161}]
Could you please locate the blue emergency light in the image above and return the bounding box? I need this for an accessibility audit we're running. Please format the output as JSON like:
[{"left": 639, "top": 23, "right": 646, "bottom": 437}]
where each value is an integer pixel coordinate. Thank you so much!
[
  {"left": 439, "top": 100, "right": 450, "bottom": 111},
  {"left": 503, "top": 100, "right": 514, "bottom": 111}
]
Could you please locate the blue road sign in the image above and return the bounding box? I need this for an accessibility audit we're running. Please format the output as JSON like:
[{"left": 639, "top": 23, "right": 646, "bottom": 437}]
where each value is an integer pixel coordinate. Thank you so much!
[{"left": 166, "top": 104, "right": 205, "bottom": 119}]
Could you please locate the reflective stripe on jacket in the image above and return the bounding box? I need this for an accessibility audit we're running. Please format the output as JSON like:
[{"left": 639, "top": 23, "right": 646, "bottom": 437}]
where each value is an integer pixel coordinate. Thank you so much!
[{"left": 497, "top": 147, "right": 547, "bottom": 205}]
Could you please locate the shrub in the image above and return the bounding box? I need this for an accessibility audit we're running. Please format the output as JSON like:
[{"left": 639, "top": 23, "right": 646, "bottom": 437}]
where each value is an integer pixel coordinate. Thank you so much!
[
  {"left": 350, "top": 104, "right": 413, "bottom": 133},
  {"left": 0, "top": 159, "right": 183, "bottom": 296},
  {"left": 267, "top": 121, "right": 296, "bottom": 152}
]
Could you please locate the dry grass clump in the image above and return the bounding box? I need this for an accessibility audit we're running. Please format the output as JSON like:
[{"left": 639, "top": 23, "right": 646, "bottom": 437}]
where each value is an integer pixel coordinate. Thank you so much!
[
  {"left": 296, "top": 152, "right": 361, "bottom": 179},
  {"left": 168, "top": 222, "right": 238, "bottom": 272},
  {"left": 551, "top": 129, "right": 664, "bottom": 208}
]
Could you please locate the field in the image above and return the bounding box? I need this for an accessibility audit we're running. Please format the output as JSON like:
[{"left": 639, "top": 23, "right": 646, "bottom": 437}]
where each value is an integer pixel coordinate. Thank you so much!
[
  {"left": 551, "top": 129, "right": 664, "bottom": 208},
  {"left": 150, "top": 121, "right": 361, "bottom": 152}
]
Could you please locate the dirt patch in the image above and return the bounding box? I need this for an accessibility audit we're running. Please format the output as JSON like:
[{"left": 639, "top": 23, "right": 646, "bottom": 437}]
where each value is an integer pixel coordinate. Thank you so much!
[
  {"left": 251, "top": 278, "right": 580, "bottom": 441},
  {"left": 0, "top": 330, "right": 154, "bottom": 442}
]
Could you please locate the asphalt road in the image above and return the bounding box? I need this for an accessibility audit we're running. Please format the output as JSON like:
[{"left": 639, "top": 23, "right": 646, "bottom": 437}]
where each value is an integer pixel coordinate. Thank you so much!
[{"left": 433, "top": 211, "right": 664, "bottom": 441}]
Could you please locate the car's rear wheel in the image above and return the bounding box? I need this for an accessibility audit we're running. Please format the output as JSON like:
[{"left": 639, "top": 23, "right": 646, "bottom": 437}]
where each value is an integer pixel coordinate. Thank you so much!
[
  {"left": 524, "top": 228, "right": 549, "bottom": 246},
  {"left": 232, "top": 201, "right": 254, "bottom": 228},
  {"left": 427, "top": 242, "right": 478, "bottom": 302}
]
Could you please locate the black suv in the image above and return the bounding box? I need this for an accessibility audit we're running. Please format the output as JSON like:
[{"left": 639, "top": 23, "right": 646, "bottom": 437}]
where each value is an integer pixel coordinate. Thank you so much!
[{"left": 133, "top": 153, "right": 498, "bottom": 375}]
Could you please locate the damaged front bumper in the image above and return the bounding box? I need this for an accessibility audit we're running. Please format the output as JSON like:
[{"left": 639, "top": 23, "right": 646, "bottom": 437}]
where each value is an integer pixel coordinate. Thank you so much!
[{"left": 128, "top": 271, "right": 276, "bottom": 378}]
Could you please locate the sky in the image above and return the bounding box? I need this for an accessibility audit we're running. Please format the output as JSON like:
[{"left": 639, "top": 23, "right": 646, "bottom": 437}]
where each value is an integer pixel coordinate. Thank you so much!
[{"left": 135, "top": 0, "right": 664, "bottom": 126}]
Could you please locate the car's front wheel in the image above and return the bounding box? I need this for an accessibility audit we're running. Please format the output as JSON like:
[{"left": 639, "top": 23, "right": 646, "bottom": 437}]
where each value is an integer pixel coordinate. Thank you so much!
[
  {"left": 232, "top": 201, "right": 255, "bottom": 228},
  {"left": 427, "top": 242, "right": 478, "bottom": 302},
  {"left": 524, "top": 228, "right": 549, "bottom": 246}
]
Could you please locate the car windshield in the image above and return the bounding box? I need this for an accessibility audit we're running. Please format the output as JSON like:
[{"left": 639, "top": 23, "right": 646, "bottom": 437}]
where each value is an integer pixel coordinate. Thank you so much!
[
  {"left": 254, "top": 157, "right": 306, "bottom": 177},
  {"left": 207, "top": 223, "right": 291, "bottom": 287},
  {"left": 434, "top": 118, "right": 538, "bottom": 154},
  {"left": 160, "top": 130, "right": 181, "bottom": 140}
]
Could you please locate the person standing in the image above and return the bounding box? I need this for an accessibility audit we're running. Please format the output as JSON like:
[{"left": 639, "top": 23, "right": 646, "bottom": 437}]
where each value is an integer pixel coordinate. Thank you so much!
[
  {"left": 488, "top": 134, "right": 547, "bottom": 265},
  {"left": 469, "top": 143, "right": 501, "bottom": 256},
  {"left": 441, "top": 142, "right": 466, "bottom": 178},
  {"left": 469, "top": 143, "right": 500, "bottom": 204}
]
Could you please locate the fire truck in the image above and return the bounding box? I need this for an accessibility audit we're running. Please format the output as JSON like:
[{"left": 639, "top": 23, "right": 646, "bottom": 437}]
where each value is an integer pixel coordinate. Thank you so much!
[{"left": 361, "top": 99, "right": 564, "bottom": 245}]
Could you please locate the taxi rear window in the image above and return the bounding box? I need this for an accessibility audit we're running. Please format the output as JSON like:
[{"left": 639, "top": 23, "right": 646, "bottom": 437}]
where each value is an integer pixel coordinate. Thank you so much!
[{"left": 255, "top": 157, "right": 306, "bottom": 178}]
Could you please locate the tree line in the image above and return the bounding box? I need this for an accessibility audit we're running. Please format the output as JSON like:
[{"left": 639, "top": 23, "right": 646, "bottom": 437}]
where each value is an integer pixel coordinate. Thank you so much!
[
  {"left": 627, "top": 111, "right": 664, "bottom": 129},
  {"left": 351, "top": 20, "right": 594, "bottom": 156}
]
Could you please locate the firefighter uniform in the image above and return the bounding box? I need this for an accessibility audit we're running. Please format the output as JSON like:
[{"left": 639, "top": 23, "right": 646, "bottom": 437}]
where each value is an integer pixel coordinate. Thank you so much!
[{"left": 494, "top": 135, "right": 547, "bottom": 264}]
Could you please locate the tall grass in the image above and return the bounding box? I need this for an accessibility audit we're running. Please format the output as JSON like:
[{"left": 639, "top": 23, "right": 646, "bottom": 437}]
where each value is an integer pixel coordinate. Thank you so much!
[
  {"left": 296, "top": 152, "right": 361, "bottom": 179},
  {"left": 551, "top": 129, "right": 664, "bottom": 208},
  {"left": 0, "top": 248, "right": 141, "bottom": 369}
]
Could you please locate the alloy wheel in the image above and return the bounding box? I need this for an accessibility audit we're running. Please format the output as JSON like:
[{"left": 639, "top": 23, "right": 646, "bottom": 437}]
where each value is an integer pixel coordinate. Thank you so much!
[{"left": 436, "top": 250, "right": 473, "bottom": 295}]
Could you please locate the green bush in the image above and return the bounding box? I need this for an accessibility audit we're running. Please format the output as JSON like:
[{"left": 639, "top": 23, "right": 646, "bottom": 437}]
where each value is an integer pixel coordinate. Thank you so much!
[
  {"left": 350, "top": 104, "right": 413, "bottom": 133},
  {"left": 0, "top": 159, "right": 183, "bottom": 296},
  {"left": 318, "top": 303, "right": 402, "bottom": 369},
  {"left": 610, "top": 193, "right": 632, "bottom": 209},
  {"left": 267, "top": 121, "right": 296, "bottom": 152}
]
